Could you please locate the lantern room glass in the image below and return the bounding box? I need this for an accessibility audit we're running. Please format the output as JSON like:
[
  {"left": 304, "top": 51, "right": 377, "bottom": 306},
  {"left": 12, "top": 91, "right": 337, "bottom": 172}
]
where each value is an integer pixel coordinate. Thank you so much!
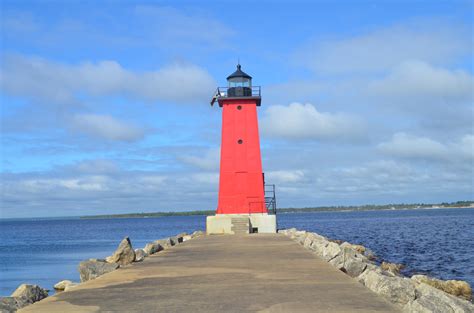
[{"left": 228, "top": 77, "right": 252, "bottom": 88}]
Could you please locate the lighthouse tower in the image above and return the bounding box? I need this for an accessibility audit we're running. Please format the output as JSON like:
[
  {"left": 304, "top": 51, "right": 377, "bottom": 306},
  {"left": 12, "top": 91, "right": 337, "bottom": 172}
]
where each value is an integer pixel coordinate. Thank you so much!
[{"left": 207, "top": 64, "right": 277, "bottom": 234}]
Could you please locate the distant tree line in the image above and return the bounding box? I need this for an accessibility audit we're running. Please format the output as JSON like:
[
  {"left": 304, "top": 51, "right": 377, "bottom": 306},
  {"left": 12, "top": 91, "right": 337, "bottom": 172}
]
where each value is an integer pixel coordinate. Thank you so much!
[{"left": 80, "top": 200, "right": 473, "bottom": 219}]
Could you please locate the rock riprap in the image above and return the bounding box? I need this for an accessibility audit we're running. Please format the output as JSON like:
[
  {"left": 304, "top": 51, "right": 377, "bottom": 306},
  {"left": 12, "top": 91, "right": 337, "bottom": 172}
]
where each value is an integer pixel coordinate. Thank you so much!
[
  {"left": 405, "top": 280, "right": 474, "bottom": 313},
  {"left": 141, "top": 231, "right": 204, "bottom": 257},
  {"left": 134, "top": 249, "right": 147, "bottom": 262},
  {"left": 53, "top": 280, "right": 74, "bottom": 291},
  {"left": 170, "top": 233, "right": 187, "bottom": 245},
  {"left": 358, "top": 268, "right": 416, "bottom": 306},
  {"left": 381, "top": 261, "right": 405, "bottom": 275},
  {"left": 0, "top": 231, "right": 205, "bottom": 312},
  {"left": 0, "top": 284, "right": 48, "bottom": 312},
  {"left": 11, "top": 284, "right": 48, "bottom": 303},
  {"left": 105, "top": 237, "right": 135, "bottom": 266},
  {"left": 79, "top": 259, "right": 119, "bottom": 282},
  {"left": 280, "top": 228, "right": 474, "bottom": 313},
  {"left": 411, "top": 274, "right": 472, "bottom": 302},
  {"left": 192, "top": 230, "right": 204, "bottom": 237},
  {"left": 155, "top": 238, "right": 173, "bottom": 248},
  {"left": 143, "top": 242, "right": 163, "bottom": 255},
  {"left": 77, "top": 231, "right": 205, "bottom": 282},
  {"left": 329, "top": 245, "right": 369, "bottom": 277},
  {"left": 0, "top": 297, "right": 23, "bottom": 313}
]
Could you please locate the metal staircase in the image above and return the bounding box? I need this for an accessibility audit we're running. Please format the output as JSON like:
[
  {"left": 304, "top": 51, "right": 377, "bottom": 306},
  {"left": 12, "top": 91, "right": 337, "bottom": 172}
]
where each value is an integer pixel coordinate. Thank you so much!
[{"left": 264, "top": 184, "right": 277, "bottom": 215}]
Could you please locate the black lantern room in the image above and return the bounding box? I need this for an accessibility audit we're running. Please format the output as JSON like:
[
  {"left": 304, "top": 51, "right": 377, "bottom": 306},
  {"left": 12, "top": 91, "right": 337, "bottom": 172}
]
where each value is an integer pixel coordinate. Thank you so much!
[
  {"left": 210, "top": 64, "right": 261, "bottom": 107},
  {"left": 227, "top": 64, "right": 252, "bottom": 97}
]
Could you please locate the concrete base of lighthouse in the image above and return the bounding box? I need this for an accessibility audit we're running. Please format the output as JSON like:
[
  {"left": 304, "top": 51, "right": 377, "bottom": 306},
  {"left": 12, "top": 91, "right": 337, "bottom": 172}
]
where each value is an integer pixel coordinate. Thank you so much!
[{"left": 206, "top": 214, "right": 277, "bottom": 235}]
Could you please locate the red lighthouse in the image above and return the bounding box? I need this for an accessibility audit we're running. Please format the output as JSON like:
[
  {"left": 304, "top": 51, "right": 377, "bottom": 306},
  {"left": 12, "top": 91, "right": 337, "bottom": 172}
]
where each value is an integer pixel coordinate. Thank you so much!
[{"left": 207, "top": 64, "right": 276, "bottom": 234}]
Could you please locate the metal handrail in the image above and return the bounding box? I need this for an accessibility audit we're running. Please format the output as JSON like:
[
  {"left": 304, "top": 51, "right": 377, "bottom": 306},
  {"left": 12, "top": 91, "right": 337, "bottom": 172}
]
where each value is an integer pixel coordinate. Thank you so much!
[
  {"left": 210, "top": 86, "right": 261, "bottom": 106},
  {"left": 264, "top": 184, "right": 277, "bottom": 215},
  {"left": 216, "top": 86, "right": 261, "bottom": 97},
  {"left": 246, "top": 185, "right": 276, "bottom": 216}
]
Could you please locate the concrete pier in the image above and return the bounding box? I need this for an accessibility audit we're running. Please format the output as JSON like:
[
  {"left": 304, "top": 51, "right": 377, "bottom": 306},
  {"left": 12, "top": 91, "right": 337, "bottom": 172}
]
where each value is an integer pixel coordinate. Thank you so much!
[{"left": 21, "top": 234, "right": 400, "bottom": 312}]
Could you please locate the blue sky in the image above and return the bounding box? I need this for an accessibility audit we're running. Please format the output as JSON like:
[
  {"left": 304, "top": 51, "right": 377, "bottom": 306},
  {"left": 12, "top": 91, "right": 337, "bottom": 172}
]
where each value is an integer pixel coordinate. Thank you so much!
[{"left": 1, "top": 0, "right": 473, "bottom": 218}]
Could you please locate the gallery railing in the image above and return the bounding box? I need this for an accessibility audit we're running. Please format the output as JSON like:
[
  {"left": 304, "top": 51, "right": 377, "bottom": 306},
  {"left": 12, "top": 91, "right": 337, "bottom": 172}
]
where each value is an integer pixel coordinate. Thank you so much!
[{"left": 210, "top": 86, "right": 261, "bottom": 105}]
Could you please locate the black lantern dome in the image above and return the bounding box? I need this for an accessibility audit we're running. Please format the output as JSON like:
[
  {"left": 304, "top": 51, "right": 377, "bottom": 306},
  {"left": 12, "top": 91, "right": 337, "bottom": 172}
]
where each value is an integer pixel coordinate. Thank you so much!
[
  {"left": 210, "top": 63, "right": 261, "bottom": 107},
  {"left": 227, "top": 64, "right": 252, "bottom": 82},
  {"left": 227, "top": 64, "right": 252, "bottom": 97}
]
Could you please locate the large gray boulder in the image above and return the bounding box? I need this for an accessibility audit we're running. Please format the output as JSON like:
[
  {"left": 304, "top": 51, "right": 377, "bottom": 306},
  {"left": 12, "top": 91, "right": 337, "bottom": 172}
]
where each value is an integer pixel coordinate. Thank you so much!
[
  {"left": 53, "top": 280, "right": 74, "bottom": 291},
  {"left": 0, "top": 284, "right": 49, "bottom": 312},
  {"left": 310, "top": 240, "right": 342, "bottom": 261},
  {"left": 191, "top": 230, "right": 204, "bottom": 238},
  {"left": 134, "top": 249, "right": 147, "bottom": 262},
  {"left": 358, "top": 269, "right": 416, "bottom": 306},
  {"left": 11, "top": 284, "right": 48, "bottom": 304},
  {"left": 403, "top": 298, "right": 454, "bottom": 313},
  {"left": 154, "top": 238, "right": 173, "bottom": 249},
  {"left": 143, "top": 242, "right": 163, "bottom": 255},
  {"left": 412, "top": 274, "right": 472, "bottom": 301},
  {"left": 79, "top": 259, "right": 119, "bottom": 282},
  {"left": 404, "top": 282, "right": 474, "bottom": 313},
  {"left": 295, "top": 232, "right": 309, "bottom": 245},
  {"left": 303, "top": 232, "right": 327, "bottom": 249},
  {"left": 283, "top": 229, "right": 342, "bottom": 263},
  {"left": 171, "top": 232, "right": 188, "bottom": 245},
  {"left": 169, "top": 236, "right": 180, "bottom": 246},
  {"left": 289, "top": 230, "right": 306, "bottom": 240},
  {"left": 329, "top": 247, "right": 369, "bottom": 277},
  {"left": 182, "top": 235, "right": 192, "bottom": 242},
  {"left": 0, "top": 297, "right": 23, "bottom": 313},
  {"left": 105, "top": 237, "right": 135, "bottom": 266},
  {"left": 340, "top": 241, "right": 366, "bottom": 254}
]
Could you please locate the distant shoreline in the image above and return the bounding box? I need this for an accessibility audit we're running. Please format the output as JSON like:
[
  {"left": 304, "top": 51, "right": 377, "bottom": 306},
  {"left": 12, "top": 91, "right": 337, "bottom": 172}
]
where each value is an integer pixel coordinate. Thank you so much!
[
  {"left": 2, "top": 202, "right": 471, "bottom": 220},
  {"left": 79, "top": 202, "right": 473, "bottom": 219}
]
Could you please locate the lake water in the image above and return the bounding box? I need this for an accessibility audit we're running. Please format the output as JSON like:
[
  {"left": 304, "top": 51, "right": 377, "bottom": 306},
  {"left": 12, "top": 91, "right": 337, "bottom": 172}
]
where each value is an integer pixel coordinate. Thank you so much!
[{"left": 1, "top": 208, "right": 473, "bottom": 296}]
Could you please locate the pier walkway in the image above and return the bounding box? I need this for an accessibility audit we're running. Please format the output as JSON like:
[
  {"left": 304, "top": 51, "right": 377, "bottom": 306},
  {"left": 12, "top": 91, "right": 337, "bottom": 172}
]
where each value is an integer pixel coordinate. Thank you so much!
[{"left": 21, "top": 234, "right": 400, "bottom": 312}]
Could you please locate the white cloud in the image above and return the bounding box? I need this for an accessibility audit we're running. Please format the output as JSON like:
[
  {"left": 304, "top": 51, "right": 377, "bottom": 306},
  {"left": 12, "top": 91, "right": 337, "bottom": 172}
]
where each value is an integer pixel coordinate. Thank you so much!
[
  {"left": 282, "top": 21, "right": 473, "bottom": 134},
  {"left": 265, "top": 80, "right": 329, "bottom": 105},
  {"left": 179, "top": 147, "right": 220, "bottom": 171},
  {"left": 190, "top": 172, "right": 219, "bottom": 185},
  {"left": 378, "top": 133, "right": 448, "bottom": 159},
  {"left": 19, "top": 176, "right": 109, "bottom": 193},
  {"left": 368, "top": 60, "right": 473, "bottom": 102},
  {"left": 137, "top": 175, "right": 167, "bottom": 190},
  {"left": 0, "top": 165, "right": 219, "bottom": 218},
  {"left": 281, "top": 158, "right": 472, "bottom": 202},
  {"left": 71, "top": 114, "right": 145, "bottom": 142},
  {"left": 318, "top": 160, "right": 432, "bottom": 196},
  {"left": 266, "top": 170, "right": 305, "bottom": 184},
  {"left": 261, "top": 102, "right": 366, "bottom": 141},
  {"left": 0, "top": 54, "right": 216, "bottom": 104},
  {"left": 378, "top": 132, "right": 474, "bottom": 161},
  {"left": 296, "top": 20, "right": 470, "bottom": 74}
]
